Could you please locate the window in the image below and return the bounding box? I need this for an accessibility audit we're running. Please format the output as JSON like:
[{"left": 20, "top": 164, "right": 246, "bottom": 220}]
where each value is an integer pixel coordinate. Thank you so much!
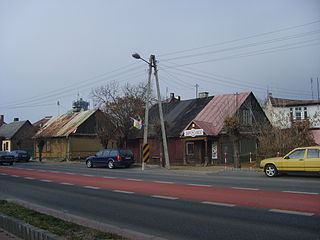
[
  {"left": 242, "top": 109, "right": 252, "bottom": 125},
  {"left": 96, "top": 150, "right": 104, "bottom": 157},
  {"left": 290, "top": 108, "right": 293, "bottom": 119},
  {"left": 287, "top": 149, "right": 305, "bottom": 159},
  {"left": 109, "top": 150, "right": 118, "bottom": 156},
  {"left": 304, "top": 107, "right": 308, "bottom": 119},
  {"left": 186, "top": 142, "right": 194, "bottom": 155},
  {"left": 307, "top": 149, "right": 320, "bottom": 158},
  {"left": 295, "top": 107, "right": 302, "bottom": 121},
  {"left": 46, "top": 140, "right": 51, "bottom": 152}
]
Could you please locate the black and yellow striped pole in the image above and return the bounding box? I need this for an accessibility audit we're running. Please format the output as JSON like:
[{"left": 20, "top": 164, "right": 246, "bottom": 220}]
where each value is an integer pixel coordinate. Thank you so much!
[{"left": 143, "top": 144, "right": 150, "bottom": 163}]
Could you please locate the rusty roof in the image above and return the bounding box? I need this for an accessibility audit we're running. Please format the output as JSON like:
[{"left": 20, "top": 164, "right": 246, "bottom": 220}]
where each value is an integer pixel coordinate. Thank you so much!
[
  {"left": 35, "top": 109, "right": 97, "bottom": 138},
  {"left": 183, "top": 92, "right": 252, "bottom": 136},
  {"left": 270, "top": 97, "right": 320, "bottom": 107}
]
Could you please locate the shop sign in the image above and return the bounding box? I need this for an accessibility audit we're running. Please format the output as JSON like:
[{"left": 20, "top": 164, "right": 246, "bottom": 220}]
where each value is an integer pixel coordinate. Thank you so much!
[{"left": 184, "top": 128, "right": 204, "bottom": 137}]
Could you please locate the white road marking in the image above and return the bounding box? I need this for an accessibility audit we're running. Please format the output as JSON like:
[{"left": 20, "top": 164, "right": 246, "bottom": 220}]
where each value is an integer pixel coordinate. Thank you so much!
[
  {"left": 232, "top": 187, "right": 259, "bottom": 191},
  {"left": 201, "top": 201, "right": 236, "bottom": 207},
  {"left": 11, "top": 175, "right": 20, "bottom": 177},
  {"left": 83, "top": 174, "right": 95, "bottom": 177},
  {"left": 188, "top": 184, "right": 212, "bottom": 187},
  {"left": 151, "top": 195, "right": 178, "bottom": 200},
  {"left": 0, "top": 173, "right": 8, "bottom": 175},
  {"left": 282, "top": 191, "right": 319, "bottom": 195},
  {"left": 40, "top": 179, "right": 53, "bottom": 183},
  {"left": 60, "top": 182, "right": 74, "bottom": 186},
  {"left": 269, "top": 209, "right": 314, "bottom": 216},
  {"left": 84, "top": 186, "right": 101, "bottom": 190},
  {"left": 153, "top": 181, "right": 174, "bottom": 184},
  {"left": 113, "top": 190, "right": 134, "bottom": 194},
  {"left": 126, "top": 178, "right": 143, "bottom": 181},
  {"left": 24, "top": 177, "right": 35, "bottom": 180}
]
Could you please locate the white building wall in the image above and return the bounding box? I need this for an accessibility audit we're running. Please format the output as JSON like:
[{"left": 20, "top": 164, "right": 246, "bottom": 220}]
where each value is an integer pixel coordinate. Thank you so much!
[{"left": 265, "top": 100, "right": 320, "bottom": 129}]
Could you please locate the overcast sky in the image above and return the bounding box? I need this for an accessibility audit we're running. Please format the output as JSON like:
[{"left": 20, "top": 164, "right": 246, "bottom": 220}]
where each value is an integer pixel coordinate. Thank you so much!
[{"left": 0, "top": 0, "right": 320, "bottom": 123}]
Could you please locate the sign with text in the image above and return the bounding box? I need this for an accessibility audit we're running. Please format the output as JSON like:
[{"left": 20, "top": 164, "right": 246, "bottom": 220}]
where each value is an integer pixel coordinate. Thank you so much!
[{"left": 184, "top": 128, "right": 204, "bottom": 137}]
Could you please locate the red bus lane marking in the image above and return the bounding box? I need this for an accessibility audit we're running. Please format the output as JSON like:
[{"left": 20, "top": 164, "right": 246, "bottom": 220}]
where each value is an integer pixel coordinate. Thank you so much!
[{"left": 1, "top": 167, "right": 320, "bottom": 214}]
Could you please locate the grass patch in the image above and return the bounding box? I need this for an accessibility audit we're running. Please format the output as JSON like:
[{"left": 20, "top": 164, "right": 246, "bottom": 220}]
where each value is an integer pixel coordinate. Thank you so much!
[{"left": 0, "top": 200, "right": 128, "bottom": 240}]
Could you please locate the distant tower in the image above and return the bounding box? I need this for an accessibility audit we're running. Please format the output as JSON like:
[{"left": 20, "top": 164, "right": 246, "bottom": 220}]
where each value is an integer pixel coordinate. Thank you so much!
[{"left": 72, "top": 98, "right": 90, "bottom": 113}]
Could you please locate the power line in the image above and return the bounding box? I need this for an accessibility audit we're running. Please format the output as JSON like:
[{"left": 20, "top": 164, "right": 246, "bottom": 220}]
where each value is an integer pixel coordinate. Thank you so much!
[
  {"left": 162, "top": 29, "right": 320, "bottom": 61},
  {"left": 159, "top": 19, "right": 320, "bottom": 57},
  {"left": 159, "top": 38, "right": 320, "bottom": 69}
]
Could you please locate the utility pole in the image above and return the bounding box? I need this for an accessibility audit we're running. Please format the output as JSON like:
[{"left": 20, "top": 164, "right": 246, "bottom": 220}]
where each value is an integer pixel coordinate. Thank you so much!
[
  {"left": 141, "top": 55, "right": 153, "bottom": 171},
  {"left": 152, "top": 55, "right": 170, "bottom": 169},
  {"left": 311, "top": 78, "right": 314, "bottom": 100},
  {"left": 317, "top": 78, "right": 319, "bottom": 101},
  {"left": 132, "top": 53, "right": 170, "bottom": 170}
]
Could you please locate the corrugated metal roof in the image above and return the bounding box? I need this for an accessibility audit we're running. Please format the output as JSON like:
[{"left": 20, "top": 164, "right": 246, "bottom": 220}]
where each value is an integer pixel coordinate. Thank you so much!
[
  {"left": 187, "top": 92, "right": 252, "bottom": 136},
  {"left": 270, "top": 97, "right": 320, "bottom": 107},
  {"left": 35, "top": 109, "right": 97, "bottom": 138}
]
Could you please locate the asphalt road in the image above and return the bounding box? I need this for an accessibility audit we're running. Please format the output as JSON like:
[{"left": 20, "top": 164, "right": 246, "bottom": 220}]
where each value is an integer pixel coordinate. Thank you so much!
[{"left": 0, "top": 162, "right": 320, "bottom": 240}]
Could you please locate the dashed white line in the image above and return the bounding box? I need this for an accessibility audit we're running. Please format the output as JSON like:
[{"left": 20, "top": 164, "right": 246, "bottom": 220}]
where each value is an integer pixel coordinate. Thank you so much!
[
  {"left": 83, "top": 174, "right": 95, "bottom": 177},
  {"left": 232, "top": 187, "right": 259, "bottom": 191},
  {"left": 0, "top": 173, "right": 8, "bottom": 175},
  {"left": 24, "top": 177, "right": 35, "bottom": 180},
  {"left": 269, "top": 209, "right": 314, "bottom": 216},
  {"left": 282, "top": 191, "right": 319, "bottom": 195},
  {"left": 151, "top": 195, "right": 178, "bottom": 200},
  {"left": 153, "top": 181, "right": 174, "bottom": 184},
  {"left": 40, "top": 179, "right": 53, "bottom": 183},
  {"left": 126, "top": 178, "right": 143, "bottom": 181},
  {"left": 11, "top": 175, "right": 20, "bottom": 177},
  {"left": 188, "top": 184, "right": 212, "bottom": 187},
  {"left": 113, "top": 190, "right": 134, "bottom": 194},
  {"left": 201, "top": 201, "right": 236, "bottom": 207},
  {"left": 84, "top": 186, "right": 101, "bottom": 190},
  {"left": 60, "top": 182, "right": 74, "bottom": 186}
]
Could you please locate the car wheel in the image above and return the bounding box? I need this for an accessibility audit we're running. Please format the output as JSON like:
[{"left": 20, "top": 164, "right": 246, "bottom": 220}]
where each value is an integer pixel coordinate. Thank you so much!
[
  {"left": 86, "top": 160, "right": 93, "bottom": 168},
  {"left": 107, "top": 161, "right": 115, "bottom": 169},
  {"left": 264, "top": 164, "right": 278, "bottom": 177}
]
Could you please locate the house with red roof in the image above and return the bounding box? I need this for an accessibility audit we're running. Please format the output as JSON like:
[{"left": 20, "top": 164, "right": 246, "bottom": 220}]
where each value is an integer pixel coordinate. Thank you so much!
[{"left": 127, "top": 91, "right": 268, "bottom": 165}]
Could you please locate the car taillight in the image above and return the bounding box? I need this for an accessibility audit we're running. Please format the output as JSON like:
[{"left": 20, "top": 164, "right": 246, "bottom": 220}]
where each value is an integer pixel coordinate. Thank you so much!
[{"left": 117, "top": 155, "right": 122, "bottom": 161}]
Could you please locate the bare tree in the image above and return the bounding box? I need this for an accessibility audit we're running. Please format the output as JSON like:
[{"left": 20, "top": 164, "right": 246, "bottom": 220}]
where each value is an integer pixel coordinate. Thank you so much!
[
  {"left": 91, "top": 81, "right": 148, "bottom": 147},
  {"left": 223, "top": 116, "right": 242, "bottom": 168}
]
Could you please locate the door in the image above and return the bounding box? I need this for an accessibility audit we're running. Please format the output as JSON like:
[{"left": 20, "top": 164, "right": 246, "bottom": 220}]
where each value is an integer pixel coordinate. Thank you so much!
[
  {"left": 305, "top": 148, "right": 320, "bottom": 172},
  {"left": 282, "top": 149, "right": 305, "bottom": 171}
]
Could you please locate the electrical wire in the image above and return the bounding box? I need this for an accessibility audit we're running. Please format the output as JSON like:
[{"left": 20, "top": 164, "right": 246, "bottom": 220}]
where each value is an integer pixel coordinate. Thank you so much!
[{"left": 159, "top": 19, "right": 320, "bottom": 57}]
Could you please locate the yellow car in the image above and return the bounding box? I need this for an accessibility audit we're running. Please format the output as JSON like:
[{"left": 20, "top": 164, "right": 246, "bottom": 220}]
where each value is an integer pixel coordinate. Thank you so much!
[{"left": 260, "top": 146, "right": 320, "bottom": 177}]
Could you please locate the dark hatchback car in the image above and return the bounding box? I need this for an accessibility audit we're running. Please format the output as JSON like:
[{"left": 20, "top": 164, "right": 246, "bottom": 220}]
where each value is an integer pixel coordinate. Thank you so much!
[
  {"left": 86, "top": 149, "right": 134, "bottom": 169},
  {"left": 10, "top": 150, "right": 30, "bottom": 162},
  {"left": 0, "top": 151, "right": 14, "bottom": 165}
]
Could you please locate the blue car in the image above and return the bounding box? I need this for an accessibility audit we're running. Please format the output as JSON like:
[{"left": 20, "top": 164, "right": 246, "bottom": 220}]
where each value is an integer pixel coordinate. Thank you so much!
[{"left": 86, "top": 149, "right": 134, "bottom": 169}]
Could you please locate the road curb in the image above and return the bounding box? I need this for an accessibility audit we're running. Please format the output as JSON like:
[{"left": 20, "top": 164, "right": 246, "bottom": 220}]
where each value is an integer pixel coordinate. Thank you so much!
[
  {"left": 0, "top": 214, "right": 63, "bottom": 240},
  {"left": 7, "top": 199, "right": 167, "bottom": 240}
]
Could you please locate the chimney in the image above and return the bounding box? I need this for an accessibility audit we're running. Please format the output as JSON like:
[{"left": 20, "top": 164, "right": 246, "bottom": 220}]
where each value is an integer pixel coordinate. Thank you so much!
[
  {"left": 14, "top": 118, "right": 19, "bottom": 122},
  {"left": 170, "top": 93, "right": 175, "bottom": 99},
  {"left": 198, "top": 92, "right": 209, "bottom": 98},
  {"left": 0, "top": 115, "right": 4, "bottom": 126}
]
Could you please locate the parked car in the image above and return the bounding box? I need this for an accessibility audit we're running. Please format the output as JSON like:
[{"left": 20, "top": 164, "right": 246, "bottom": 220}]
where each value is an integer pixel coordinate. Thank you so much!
[
  {"left": 260, "top": 146, "right": 320, "bottom": 177},
  {"left": 86, "top": 149, "right": 134, "bottom": 169},
  {"left": 0, "top": 151, "right": 14, "bottom": 165},
  {"left": 10, "top": 150, "right": 30, "bottom": 162}
]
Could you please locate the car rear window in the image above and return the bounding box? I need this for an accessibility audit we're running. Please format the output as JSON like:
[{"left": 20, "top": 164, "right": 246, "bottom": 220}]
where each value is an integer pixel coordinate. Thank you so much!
[{"left": 119, "top": 150, "right": 133, "bottom": 157}]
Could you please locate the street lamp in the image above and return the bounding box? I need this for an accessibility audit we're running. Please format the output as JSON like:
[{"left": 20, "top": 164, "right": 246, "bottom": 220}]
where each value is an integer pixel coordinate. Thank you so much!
[{"left": 132, "top": 53, "right": 170, "bottom": 169}]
